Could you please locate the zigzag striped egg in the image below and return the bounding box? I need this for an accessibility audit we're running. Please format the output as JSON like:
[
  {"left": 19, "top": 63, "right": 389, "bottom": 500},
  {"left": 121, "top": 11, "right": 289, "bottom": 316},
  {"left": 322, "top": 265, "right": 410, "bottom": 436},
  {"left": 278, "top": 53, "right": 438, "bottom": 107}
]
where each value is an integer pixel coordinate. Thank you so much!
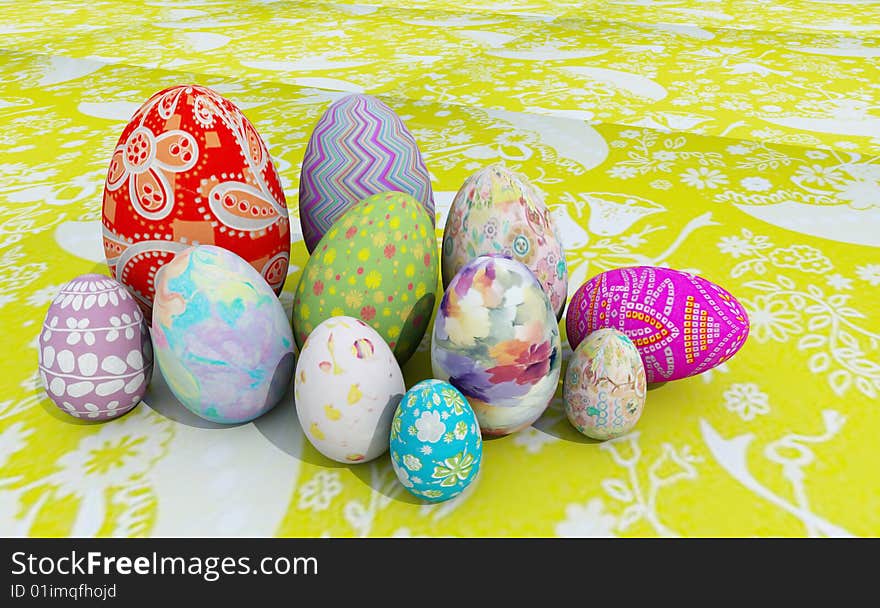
[
  {"left": 298, "top": 94, "right": 434, "bottom": 253},
  {"left": 101, "top": 85, "right": 290, "bottom": 320},
  {"left": 565, "top": 266, "right": 750, "bottom": 383}
]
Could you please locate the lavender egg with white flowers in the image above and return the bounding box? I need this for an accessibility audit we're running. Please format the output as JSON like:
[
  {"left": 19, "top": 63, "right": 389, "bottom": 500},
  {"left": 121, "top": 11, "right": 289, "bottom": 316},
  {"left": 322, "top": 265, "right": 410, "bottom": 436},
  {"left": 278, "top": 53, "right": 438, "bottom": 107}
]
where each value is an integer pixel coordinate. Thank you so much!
[{"left": 38, "top": 274, "right": 153, "bottom": 420}]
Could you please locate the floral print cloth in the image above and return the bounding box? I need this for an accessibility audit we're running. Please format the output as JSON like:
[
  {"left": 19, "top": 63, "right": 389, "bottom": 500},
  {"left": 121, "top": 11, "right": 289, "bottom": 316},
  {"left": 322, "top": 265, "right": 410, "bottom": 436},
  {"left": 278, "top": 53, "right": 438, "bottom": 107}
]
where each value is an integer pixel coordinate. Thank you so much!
[{"left": 0, "top": 0, "right": 878, "bottom": 537}]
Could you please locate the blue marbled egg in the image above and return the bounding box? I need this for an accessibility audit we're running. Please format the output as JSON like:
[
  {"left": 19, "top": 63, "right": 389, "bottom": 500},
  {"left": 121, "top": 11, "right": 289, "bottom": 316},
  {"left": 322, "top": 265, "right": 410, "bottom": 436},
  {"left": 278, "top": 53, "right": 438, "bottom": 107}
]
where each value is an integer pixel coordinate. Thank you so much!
[{"left": 389, "top": 379, "right": 482, "bottom": 503}]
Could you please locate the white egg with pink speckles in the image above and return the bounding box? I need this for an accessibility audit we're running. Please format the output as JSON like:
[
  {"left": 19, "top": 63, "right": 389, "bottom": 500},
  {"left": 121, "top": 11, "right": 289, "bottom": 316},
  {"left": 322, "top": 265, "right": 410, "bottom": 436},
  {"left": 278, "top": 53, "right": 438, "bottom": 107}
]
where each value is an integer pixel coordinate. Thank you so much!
[
  {"left": 38, "top": 274, "right": 153, "bottom": 420},
  {"left": 294, "top": 316, "right": 405, "bottom": 464}
]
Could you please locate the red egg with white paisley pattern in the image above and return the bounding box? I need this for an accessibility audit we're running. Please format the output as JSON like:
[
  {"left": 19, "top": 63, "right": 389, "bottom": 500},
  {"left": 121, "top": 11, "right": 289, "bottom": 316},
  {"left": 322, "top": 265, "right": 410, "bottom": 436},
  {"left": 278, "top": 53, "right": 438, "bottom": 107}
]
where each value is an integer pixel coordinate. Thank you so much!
[
  {"left": 565, "top": 266, "right": 749, "bottom": 383},
  {"left": 101, "top": 84, "right": 290, "bottom": 319}
]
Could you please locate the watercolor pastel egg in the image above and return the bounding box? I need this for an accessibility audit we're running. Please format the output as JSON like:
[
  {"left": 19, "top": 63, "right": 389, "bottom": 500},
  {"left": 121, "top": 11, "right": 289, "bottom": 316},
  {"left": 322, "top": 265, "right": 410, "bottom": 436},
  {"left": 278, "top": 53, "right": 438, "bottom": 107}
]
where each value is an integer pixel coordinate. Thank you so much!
[
  {"left": 102, "top": 84, "right": 290, "bottom": 320},
  {"left": 565, "top": 266, "right": 750, "bottom": 383},
  {"left": 38, "top": 274, "right": 153, "bottom": 420},
  {"left": 442, "top": 163, "right": 568, "bottom": 319},
  {"left": 292, "top": 191, "right": 438, "bottom": 366},
  {"left": 431, "top": 255, "right": 561, "bottom": 436},
  {"left": 390, "top": 379, "right": 482, "bottom": 503},
  {"left": 295, "top": 316, "right": 405, "bottom": 464},
  {"left": 298, "top": 93, "right": 434, "bottom": 253},
  {"left": 564, "top": 328, "right": 646, "bottom": 440},
  {"left": 152, "top": 245, "right": 294, "bottom": 423}
]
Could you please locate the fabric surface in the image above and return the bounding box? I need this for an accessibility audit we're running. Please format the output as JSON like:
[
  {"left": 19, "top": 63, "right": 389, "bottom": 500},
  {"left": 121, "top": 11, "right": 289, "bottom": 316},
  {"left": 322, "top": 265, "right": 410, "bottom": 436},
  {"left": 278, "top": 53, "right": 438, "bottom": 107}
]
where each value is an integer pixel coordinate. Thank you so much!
[
  {"left": 0, "top": 0, "right": 878, "bottom": 537},
  {"left": 102, "top": 84, "right": 291, "bottom": 314}
]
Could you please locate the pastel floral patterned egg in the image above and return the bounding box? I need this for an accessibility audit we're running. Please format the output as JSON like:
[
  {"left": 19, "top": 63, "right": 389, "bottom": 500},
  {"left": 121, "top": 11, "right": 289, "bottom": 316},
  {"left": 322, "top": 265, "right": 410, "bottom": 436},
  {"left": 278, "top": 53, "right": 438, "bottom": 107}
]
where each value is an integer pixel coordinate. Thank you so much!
[
  {"left": 389, "top": 379, "right": 482, "bottom": 503},
  {"left": 102, "top": 84, "right": 290, "bottom": 320},
  {"left": 292, "top": 191, "right": 438, "bottom": 366},
  {"left": 152, "top": 245, "right": 295, "bottom": 424},
  {"left": 564, "top": 328, "right": 647, "bottom": 440},
  {"left": 566, "top": 266, "right": 750, "bottom": 383},
  {"left": 442, "top": 163, "right": 568, "bottom": 319},
  {"left": 38, "top": 274, "right": 153, "bottom": 420},
  {"left": 298, "top": 93, "right": 434, "bottom": 253},
  {"left": 431, "top": 255, "right": 561, "bottom": 436},
  {"left": 295, "top": 316, "right": 405, "bottom": 464}
]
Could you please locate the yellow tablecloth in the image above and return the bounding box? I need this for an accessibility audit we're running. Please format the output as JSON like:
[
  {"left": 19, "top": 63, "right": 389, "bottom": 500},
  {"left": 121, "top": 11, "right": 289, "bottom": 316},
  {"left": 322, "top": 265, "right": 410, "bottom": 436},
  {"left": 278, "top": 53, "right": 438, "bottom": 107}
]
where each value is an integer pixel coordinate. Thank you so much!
[{"left": 1, "top": 1, "right": 878, "bottom": 537}]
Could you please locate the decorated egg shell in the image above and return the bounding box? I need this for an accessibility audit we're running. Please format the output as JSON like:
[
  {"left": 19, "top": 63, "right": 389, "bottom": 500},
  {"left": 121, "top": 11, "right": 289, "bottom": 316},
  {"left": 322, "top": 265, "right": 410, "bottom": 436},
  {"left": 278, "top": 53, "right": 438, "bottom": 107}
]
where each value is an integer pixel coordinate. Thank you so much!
[
  {"left": 565, "top": 266, "right": 750, "bottom": 383},
  {"left": 564, "top": 328, "right": 646, "bottom": 440},
  {"left": 292, "top": 191, "right": 438, "bottom": 366},
  {"left": 102, "top": 84, "right": 290, "bottom": 320},
  {"left": 431, "top": 255, "right": 561, "bottom": 436},
  {"left": 152, "top": 245, "right": 294, "bottom": 424},
  {"left": 295, "top": 316, "right": 405, "bottom": 464},
  {"left": 390, "top": 379, "right": 482, "bottom": 503},
  {"left": 298, "top": 93, "right": 434, "bottom": 252},
  {"left": 442, "top": 163, "right": 568, "bottom": 319},
  {"left": 38, "top": 274, "right": 153, "bottom": 420}
]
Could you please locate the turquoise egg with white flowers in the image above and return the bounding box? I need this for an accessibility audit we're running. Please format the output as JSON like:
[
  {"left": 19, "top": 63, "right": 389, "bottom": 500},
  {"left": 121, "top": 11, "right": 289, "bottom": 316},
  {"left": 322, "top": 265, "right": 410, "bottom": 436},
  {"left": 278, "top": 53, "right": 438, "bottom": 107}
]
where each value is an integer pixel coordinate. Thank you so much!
[{"left": 389, "top": 379, "right": 482, "bottom": 503}]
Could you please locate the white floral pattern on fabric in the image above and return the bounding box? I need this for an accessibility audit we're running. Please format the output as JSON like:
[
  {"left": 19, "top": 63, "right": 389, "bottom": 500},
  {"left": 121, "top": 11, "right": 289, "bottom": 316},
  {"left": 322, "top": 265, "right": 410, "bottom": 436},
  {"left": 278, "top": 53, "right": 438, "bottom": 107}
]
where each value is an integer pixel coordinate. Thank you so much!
[
  {"left": 513, "top": 427, "right": 560, "bottom": 454},
  {"left": 855, "top": 264, "right": 880, "bottom": 286},
  {"left": 0, "top": 422, "right": 32, "bottom": 471}
]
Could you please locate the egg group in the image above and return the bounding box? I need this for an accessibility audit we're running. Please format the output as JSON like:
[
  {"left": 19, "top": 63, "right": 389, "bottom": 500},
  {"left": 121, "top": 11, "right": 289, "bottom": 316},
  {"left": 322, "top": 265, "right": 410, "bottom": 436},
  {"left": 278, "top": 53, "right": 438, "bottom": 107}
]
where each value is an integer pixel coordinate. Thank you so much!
[
  {"left": 101, "top": 84, "right": 290, "bottom": 319},
  {"left": 564, "top": 328, "right": 646, "bottom": 440},
  {"left": 292, "top": 191, "right": 438, "bottom": 366},
  {"left": 152, "top": 245, "right": 294, "bottom": 424},
  {"left": 50, "top": 71, "right": 764, "bottom": 514},
  {"left": 38, "top": 274, "right": 153, "bottom": 420},
  {"left": 298, "top": 93, "right": 435, "bottom": 252},
  {"left": 390, "top": 379, "right": 482, "bottom": 503},
  {"left": 442, "top": 163, "right": 568, "bottom": 319},
  {"left": 295, "top": 316, "right": 405, "bottom": 464},
  {"left": 431, "top": 255, "right": 561, "bottom": 436},
  {"left": 565, "top": 266, "right": 750, "bottom": 383}
]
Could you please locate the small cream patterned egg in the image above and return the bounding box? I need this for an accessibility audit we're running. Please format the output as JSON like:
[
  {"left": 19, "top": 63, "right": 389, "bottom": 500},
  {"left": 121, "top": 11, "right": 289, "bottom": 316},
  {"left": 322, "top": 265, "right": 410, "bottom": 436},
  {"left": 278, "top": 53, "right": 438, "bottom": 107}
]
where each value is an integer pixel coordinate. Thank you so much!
[
  {"left": 295, "top": 316, "right": 405, "bottom": 463},
  {"left": 38, "top": 273, "right": 153, "bottom": 420},
  {"left": 563, "top": 328, "right": 646, "bottom": 440}
]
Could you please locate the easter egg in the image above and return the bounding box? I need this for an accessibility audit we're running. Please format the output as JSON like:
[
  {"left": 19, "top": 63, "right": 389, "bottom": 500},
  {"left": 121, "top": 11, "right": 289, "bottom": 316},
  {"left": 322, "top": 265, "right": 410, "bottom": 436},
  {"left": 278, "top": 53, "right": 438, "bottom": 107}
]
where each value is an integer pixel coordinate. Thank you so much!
[
  {"left": 37, "top": 274, "right": 153, "bottom": 420},
  {"left": 298, "top": 93, "right": 434, "bottom": 252},
  {"left": 442, "top": 163, "right": 568, "bottom": 319},
  {"left": 565, "top": 266, "right": 750, "bottom": 383},
  {"left": 390, "top": 379, "right": 482, "bottom": 503},
  {"left": 102, "top": 84, "right": 290, "bottom": 319},
  {"left": 295, "top": 316, "right": 405, "bottom": 464},
  {"left": 152, "top": 245, "right": 294, "bottom": 423},
  {"left": 292, "top": 191, "right": 438, "bottom": 366},
  {"left": 431, "top": 255, "right": 561, "bottom": 436},
  {"left": 564, "top": 328, "right": 646, "bottom": 440}
]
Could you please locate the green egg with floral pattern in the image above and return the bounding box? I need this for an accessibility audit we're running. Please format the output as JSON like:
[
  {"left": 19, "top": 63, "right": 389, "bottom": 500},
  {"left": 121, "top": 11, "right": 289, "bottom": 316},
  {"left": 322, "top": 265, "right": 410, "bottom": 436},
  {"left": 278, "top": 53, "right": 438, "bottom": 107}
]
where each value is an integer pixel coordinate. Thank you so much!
[{"left": 292, "top": 191, "right": 439, "bottom": 365}]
